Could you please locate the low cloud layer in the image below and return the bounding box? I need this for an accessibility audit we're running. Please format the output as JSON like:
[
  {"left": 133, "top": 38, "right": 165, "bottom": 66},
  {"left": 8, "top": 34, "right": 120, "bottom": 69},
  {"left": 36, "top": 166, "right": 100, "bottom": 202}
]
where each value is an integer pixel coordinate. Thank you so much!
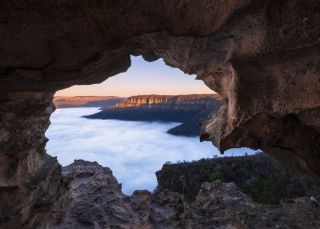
[{"left": 46, "top": 108, "right": 256, "bottom": 195}]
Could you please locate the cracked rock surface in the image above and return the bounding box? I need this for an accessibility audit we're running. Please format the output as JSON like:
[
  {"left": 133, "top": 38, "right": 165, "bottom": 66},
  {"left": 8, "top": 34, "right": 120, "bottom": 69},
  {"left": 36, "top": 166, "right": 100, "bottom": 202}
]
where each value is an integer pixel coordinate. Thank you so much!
[
  {"left": 4, "top": 160, "right": 320, "bottom": 228},
  {"left": 1, "top": 0, "right": 319, "bottom": 176}
]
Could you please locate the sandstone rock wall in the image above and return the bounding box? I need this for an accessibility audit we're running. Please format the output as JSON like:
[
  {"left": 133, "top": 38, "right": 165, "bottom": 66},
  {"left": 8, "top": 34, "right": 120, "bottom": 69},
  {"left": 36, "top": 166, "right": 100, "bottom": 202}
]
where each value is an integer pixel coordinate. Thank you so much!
[
  {"left": 53, "top": 96, "right": 123, "bottom": 108},
  {"left": 0, "top": 0, "right": 320, "bottom": 227},
  {"left": 114, "top": 94, "right": 220, "bottom": 110},
  {"left": 14, "top": 160, "right": 320, "bottom": 228},
  {"left": 0, "top": 0, "right": 319, "bottom": 177}
]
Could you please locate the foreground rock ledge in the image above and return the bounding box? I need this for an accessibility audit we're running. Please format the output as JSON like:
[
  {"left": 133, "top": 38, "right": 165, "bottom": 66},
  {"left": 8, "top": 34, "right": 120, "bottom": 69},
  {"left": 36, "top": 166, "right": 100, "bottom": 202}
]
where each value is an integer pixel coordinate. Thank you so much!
[{"left": 2, "top": 160, "right": 319, "bottom": 228}]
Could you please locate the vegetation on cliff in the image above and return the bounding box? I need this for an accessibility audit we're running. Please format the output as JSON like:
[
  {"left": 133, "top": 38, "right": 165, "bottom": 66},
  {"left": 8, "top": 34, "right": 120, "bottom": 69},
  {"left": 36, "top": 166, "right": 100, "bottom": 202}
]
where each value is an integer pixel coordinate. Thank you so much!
[
  {"left": 53, "top": 96, "right": 123, "bottom": 108},
  {"left": 85, "top": 94, "right": 222, "bottom": 136},
  {"left": 156, "top": 153, "right": 320, "bottom": 204},
  {"left": 167, "top": 110, "right": 212, "bottom": 136}
]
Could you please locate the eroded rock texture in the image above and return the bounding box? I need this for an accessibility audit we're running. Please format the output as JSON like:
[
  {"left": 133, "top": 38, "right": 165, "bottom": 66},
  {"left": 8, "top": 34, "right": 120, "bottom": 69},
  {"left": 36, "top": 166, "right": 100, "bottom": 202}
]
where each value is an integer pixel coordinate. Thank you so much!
[
  {"left": 1, "top": 0, "right": 319, "bottom": 176},
  {"left": 0, "top": 0, "right": 320, "bottom": 227},
  {"left": 6, "top": 160, "right": 319, "bottom": 228},
  {"left": 19, "top": 161, "right": 320, "bottom": 229},
  {"left": 0, "top": 92, "right": 62, "bottom": 226}
]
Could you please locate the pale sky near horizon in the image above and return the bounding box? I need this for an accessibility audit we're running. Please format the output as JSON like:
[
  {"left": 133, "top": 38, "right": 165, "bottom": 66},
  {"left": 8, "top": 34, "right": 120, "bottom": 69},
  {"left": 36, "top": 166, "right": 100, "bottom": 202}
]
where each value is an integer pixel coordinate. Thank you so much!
[{"left": 55, "top": 56, "right": 214, "bottom": 97}]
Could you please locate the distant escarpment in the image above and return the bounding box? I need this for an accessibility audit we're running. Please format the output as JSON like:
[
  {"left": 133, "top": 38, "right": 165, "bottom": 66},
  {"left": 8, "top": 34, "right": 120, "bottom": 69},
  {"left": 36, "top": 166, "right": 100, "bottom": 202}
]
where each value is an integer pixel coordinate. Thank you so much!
[
  {"left": 86, "top": 94, "right": 222, "bottom": 136},
  {"left": 156, "top": 153, "right": 320, "bottom": 204},
  {"left": 53, "top": 96, "right": 123, "bottom": 108}
]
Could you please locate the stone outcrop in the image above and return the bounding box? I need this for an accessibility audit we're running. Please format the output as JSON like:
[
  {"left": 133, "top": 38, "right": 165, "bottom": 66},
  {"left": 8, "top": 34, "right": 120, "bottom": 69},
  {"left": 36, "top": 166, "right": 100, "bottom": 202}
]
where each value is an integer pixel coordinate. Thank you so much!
[
  {"left": 114, "top": 94, "right": 221, "bottom": 110},
  {"left": 0, "top": 0, "right": 320, "bottom": 227},
  {"left": 1, "top": 0, "right": 319, "bottom": 177},
  {"left": 85, "top": 94, "right": 222, "bottom": 136},
  {"left": 0, "top": 92, "right": 54, "bottom": 200},
  {"left": 53, "top": 96, "right": 123, "bottom": 108},
  {"left": 156, "top": 153, "right": 320, "bottom": 204},
  {"left": 0, "top": 92, "right": 60, "bottom": 228},
  {"left": 85, "top": 94, "right": 221, "bottom": 121},
  {"left": 5, "top": 160, "right": 320, "bottom": 228}
]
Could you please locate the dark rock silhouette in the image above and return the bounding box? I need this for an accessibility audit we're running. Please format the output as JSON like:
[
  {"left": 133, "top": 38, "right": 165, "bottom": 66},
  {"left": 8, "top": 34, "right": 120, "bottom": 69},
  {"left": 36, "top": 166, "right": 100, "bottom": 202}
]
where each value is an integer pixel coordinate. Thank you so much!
[
  {"left": 86, "top": 94, "right": 222, "bottom": 136},
  {"left": 1, "top": 0, "right": 319, "bottom": 176},
  {"left": 4, "top": 160, "right": 319, "bottom": 228},
  {"left": 0, "top": 0, "right": 320, "bottom": 227},
  {"left": 156, "top": 153, "right": 320, "bottom": 204}
]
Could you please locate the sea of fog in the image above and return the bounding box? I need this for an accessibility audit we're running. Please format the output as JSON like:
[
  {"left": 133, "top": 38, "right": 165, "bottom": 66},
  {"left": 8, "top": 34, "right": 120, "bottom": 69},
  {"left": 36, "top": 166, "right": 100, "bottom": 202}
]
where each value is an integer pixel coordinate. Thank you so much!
[{"left": 46, "top": 107, "right": 256, "bottom": 195}]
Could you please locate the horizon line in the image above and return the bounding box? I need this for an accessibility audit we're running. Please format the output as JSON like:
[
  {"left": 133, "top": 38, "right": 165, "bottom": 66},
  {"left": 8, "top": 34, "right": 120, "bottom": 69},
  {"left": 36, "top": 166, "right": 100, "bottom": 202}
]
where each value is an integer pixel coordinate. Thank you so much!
[{"left": 54, "top": 92, "right": 218, "bottom": 98}]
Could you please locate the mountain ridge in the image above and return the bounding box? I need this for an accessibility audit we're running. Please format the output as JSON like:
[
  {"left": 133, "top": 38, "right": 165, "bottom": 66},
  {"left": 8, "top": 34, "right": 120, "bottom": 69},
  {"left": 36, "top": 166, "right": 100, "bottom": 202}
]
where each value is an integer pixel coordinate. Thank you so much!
[
  {"left": 85, "top": 94, "right": 222, "bottom": 136},
  {"left": 53, "top": 96, "right": 124, "bottom": 108}
]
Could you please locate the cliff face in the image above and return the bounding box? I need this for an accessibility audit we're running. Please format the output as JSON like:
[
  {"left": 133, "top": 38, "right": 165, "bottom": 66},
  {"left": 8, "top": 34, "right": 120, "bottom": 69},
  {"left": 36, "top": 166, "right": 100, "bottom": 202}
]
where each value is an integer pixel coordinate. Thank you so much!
[
  {"left": 0, "top": 0, "right": 320, "bottom": 227},
  {"left": 85, "top": 94, "right": 222, "bottom": 137},
  {"left": 53, "top": 96, "right": 123, "bottom": 108},
  {"left": 114, "top": 94, "right": 221, "bottom": 111},
  {"left": 83, "top": 94, "right": 222, "bottom": 137}
]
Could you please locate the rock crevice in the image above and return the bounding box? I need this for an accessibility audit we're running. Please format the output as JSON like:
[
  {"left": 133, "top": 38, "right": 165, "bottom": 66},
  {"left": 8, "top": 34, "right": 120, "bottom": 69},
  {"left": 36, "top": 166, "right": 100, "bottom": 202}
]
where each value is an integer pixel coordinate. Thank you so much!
[{"left": 5, "top": 160, "right": 319, "bottom": 228}]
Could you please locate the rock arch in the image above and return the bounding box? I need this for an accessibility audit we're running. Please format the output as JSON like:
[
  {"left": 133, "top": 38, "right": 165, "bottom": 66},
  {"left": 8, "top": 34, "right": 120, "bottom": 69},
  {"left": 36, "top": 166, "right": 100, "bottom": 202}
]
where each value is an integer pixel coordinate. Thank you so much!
[{"left": 0, "top": 0, "right": 320, "bottom": 227}]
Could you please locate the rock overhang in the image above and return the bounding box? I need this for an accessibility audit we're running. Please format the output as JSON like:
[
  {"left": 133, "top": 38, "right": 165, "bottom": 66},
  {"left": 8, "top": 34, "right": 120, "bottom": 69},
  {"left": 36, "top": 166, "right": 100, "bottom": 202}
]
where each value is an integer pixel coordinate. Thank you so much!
[
  {"left": 0, "top": 0, "right": 319, "bottom": 197},
  {"left": 0, "top": 0, "right": 320, "bottom": 227}
]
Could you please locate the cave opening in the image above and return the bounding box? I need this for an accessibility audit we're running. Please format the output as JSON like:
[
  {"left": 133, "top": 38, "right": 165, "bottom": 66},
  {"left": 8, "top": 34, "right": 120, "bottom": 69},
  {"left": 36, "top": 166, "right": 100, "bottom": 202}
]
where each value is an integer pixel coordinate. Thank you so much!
[
  {"left": 45, "top": 55, "right": 257, "bottom": 194},
  {"left": 1, "top": 1, "right": 320, "bottom": 227}
]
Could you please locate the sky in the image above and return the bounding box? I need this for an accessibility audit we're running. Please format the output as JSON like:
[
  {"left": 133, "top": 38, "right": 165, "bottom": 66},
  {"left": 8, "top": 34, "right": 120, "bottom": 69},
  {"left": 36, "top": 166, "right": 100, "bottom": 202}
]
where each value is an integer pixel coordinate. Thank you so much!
[
  {"left": 55, "top": 56, "right": 214, "bottom": 97},
  {"left": 45, "top": 107, "right": 257, "bottom": 194}
]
